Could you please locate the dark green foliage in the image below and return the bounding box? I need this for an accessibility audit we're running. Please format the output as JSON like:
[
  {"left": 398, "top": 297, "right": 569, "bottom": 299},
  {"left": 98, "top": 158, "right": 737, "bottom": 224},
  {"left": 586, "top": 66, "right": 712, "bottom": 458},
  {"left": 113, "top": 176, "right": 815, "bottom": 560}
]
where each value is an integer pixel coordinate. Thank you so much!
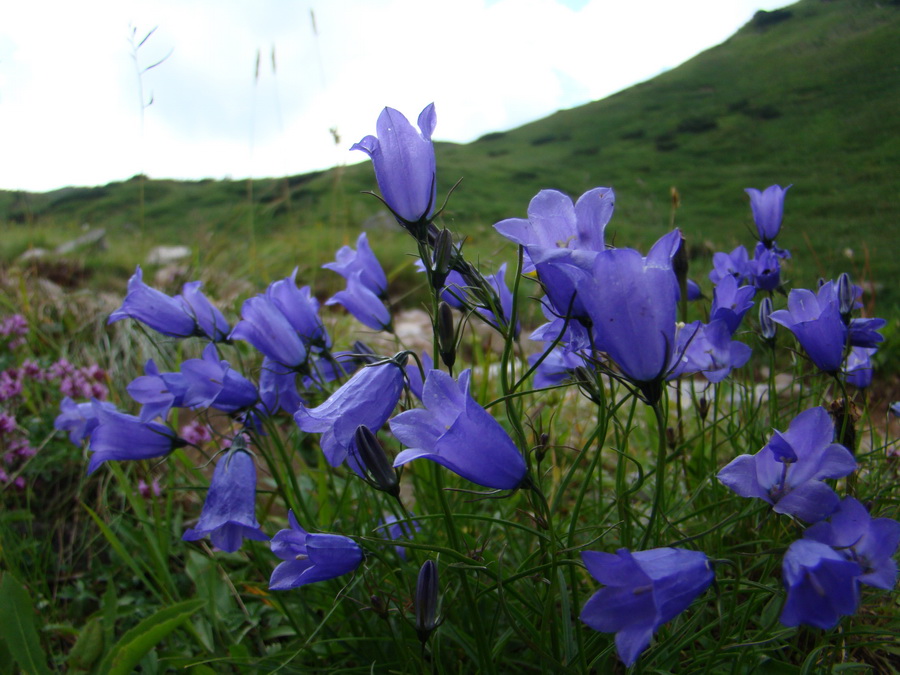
[
  {"left": 476, "top": 131, "right": 507, "bottom": 142},
  {"left": 677, "top": 116, "right": 718, "bottom": 133},
  {"left": 655, "top": 132, "right": 679, "bottom": 152},
  {"left": 619, "top": 128, "right": 646, "bottom": 140},
  {"left": 530, "top": 132, "right": 571, "bottom": 146},
  {"left": 752, "top": 8, "right": 795, "bottom": 29}
]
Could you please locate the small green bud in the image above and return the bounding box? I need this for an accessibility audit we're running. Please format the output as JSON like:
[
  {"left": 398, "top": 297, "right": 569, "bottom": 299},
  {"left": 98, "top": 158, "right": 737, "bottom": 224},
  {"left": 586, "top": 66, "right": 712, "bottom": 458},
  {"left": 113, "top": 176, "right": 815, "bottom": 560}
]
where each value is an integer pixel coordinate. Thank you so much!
[
  {"left": 353, "top": 425, "right": 401, "bottom": 498},
  {"left": 415, "top": 560, "right": 440, "bottom": 645},
  {"left": 438, "top": 301, "right": 456, "bottom": 369}
]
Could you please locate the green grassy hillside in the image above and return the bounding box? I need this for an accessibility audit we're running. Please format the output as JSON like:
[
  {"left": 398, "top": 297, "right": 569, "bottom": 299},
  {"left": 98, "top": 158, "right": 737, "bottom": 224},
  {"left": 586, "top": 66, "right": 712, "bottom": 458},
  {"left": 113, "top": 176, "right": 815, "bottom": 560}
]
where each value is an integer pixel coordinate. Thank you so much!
[{"left": 2, "top": 0, "right": 898, "bottom": 312}]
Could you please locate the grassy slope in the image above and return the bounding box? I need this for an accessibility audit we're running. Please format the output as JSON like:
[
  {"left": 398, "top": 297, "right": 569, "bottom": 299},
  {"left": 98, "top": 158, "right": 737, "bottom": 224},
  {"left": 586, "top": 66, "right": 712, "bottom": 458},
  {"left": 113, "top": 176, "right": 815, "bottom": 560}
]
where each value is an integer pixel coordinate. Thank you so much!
[{"left": 1, "top": 0, "right": 898, "bottom": 309}]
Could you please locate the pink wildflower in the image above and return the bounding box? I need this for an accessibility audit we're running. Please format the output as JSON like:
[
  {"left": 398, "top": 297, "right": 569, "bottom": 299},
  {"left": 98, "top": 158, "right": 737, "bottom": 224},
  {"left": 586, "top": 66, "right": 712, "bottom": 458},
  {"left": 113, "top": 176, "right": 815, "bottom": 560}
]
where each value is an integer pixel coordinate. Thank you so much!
[
  {"left": 138, "top": 478, "right": 162, "bottom": 499},
  {"left": 0, "top": 411, "right": 16, "bottom": 434},
  {"left": 180, "top": 420, "right": 213, "bottom": 446}
]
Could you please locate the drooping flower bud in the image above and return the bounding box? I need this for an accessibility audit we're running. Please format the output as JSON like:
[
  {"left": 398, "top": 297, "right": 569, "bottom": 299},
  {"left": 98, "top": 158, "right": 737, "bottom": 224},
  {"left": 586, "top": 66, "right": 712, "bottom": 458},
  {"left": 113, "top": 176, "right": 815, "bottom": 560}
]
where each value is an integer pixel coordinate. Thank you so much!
[
  {"left": 759, "top": 296, "right": 776, "bottom": 341},
  {"left": 836, "top": 272, "right": 854, "bottom": 320},
  {"left": 535, "top": 432, "right": 550, "bottom": 464},
  {"left": 437, "top": 301, "right": 456, "bottom": 370},
  {"left": 432, "top": 228, "right": 454, "bottom": 290},
  {"left": 415, "top": 560, "right": 440, "bottom": 645},
  {"left": 370, "top": 594, "right": 389, "bottom": 620},
  {"left": 353, "top": 425, "right": 401, "bottom": 498},
  {"left": 697, "top": 396, "right": 710, "bottom": 422}
]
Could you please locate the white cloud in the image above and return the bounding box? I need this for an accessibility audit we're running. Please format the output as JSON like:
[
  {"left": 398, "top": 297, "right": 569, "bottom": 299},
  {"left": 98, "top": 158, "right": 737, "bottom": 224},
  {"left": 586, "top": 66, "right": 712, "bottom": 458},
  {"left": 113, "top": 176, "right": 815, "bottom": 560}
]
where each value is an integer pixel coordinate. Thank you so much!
[{"left": 0, "top": 0, "right": 789, "bottom": 191}]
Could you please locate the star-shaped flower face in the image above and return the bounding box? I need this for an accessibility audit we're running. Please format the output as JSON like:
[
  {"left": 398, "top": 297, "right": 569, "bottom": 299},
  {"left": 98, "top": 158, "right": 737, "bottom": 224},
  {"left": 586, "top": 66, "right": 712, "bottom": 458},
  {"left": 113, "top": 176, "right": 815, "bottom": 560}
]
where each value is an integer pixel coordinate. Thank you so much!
[{"left": 717, "top": 407, "right": 856, "bottom": 523}]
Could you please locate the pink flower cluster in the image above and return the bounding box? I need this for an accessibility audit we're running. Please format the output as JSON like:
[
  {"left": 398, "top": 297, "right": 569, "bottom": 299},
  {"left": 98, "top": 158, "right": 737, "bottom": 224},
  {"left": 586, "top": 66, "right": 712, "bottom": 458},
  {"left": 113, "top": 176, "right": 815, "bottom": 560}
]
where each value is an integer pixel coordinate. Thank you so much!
[
  {"left": 0, "top": 358, "right": 109, "bottom": 402},
  {"left": 56, "top": 362, "right": 109, "bottom": 400},
  {"left": 139, "top": 477, "right": 163, "bottom": 499},
  {"left": 179, "top": 419, "right": 213, "bottom": 447},
  {"left": 0, "top": 314, "right": 28, "bottom": 349},
  {"left": 0, "top": 368, "right": 24, "bottom": 401},
  {"left": 0, "top": 410, "right": 34, "bottom": 489}
]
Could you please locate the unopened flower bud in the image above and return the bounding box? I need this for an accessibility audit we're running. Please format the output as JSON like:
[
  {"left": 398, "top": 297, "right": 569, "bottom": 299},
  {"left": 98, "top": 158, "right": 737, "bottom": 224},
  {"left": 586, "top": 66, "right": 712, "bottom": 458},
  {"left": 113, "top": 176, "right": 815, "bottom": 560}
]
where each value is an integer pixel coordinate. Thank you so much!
[
  {"left": 698, "top": 396, "right": 710, "bottom": 421},
  {"left": 573, "top": 366, "right": 593, "bottom": 386},
  {"left": 437, "top": 301, "right": 456, "bottom": 369},
  {"left": 535, "top": 432, "right": 550, "bottom": 464},
  {"left": 432, "top": 228, "right": 454, "bottom": 290},
  {"left": 837, "top": 273, "right": 854, "bottom": 319},
  {"left": 759, "top": 296, "right": 776, "bottom": 341},
  {"left": 415, "top": 560, "right": 440, "bottom": 645},
  {"left": 370, "top": 594, "right": 389, "bottom": 620},
  {"left": 353, "top": 425, "right": 401, "bottom": 498}
]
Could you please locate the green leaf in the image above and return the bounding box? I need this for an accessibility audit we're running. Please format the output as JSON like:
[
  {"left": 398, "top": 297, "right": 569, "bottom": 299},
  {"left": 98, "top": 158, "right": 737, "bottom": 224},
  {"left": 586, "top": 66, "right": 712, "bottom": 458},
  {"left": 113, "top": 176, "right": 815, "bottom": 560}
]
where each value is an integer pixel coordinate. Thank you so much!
[
  {"left": 98, "top": 599, "right": 206, "bottom": 675},
  {"left": 0, "top": 573, "right": 52, "bottom": 675},
  {"left": 67, "top": 617, "right": 104, "bottom": 671},
  {"left": 101, "top": 580, "right": 117, "bottom": 652},
  {"left": 0, "top": 636, "right": 17, "bottom": 675}
]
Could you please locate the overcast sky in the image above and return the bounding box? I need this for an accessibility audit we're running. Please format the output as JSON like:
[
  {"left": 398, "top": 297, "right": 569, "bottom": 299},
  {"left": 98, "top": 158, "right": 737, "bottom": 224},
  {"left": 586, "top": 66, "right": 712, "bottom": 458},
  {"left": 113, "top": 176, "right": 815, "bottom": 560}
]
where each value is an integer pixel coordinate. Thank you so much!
[{"left": 0, "top": 0, "right": 790, "bottom": 193}]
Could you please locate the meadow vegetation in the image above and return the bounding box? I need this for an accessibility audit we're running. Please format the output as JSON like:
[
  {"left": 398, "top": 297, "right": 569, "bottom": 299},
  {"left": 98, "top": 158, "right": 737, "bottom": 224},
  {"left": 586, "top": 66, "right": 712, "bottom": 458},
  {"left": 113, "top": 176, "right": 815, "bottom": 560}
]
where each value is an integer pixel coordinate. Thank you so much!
[{"left": 0, "top": 1, "right": 898, "bottom": 673}]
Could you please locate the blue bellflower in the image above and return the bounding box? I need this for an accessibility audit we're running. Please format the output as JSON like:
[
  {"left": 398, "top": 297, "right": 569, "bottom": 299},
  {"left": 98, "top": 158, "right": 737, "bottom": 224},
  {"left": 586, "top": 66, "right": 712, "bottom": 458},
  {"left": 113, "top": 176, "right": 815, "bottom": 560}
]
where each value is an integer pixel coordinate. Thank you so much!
[
  {"left": 294, "top": 360, "right": 405, "bottom": 469},
  {"left": 529, "top": 300, "right": 592, "bottom": 354},
  {"left": 494, "top": 188, "right": 614, "bottom": 321},
  {"left": 55, "top": 397, "right": 117, "bottom": 445},
  {"left": 717, "top": 407, "right": 856, "bottom": 522},
  {"left": 183, "top": 447, "right": 269, "bottom": 552},
  {"left": 847, "top": 317, "right": 886, "bottom": 349},
  {"left": 749, "top": 243, "right": 781, "bottom": 291},
  {"left": 577, "top": 230, "right": 681, "bottom": 401},
  {"left": 352, "top": 104, "right": 437, "bottom": 226},
  {"left": 267, "top": 269, "right": 331, "bottom": 350},
  {"left": 269, "top": 510, "right": 363, "bottom": 590},
  {"left": 746, "top": 184, "right": 791, "bottom": 248},
  {"left": 323, "top": 232, "right": 388, "bottom": 298},
  {"left": 709, "top": 275, "right": 756, "bottom": 334},
  {"left": 494, "top": 187, "right": 613, "bottom": 267},
  {"left": 529, "top": 346, "right": 586, "bottom": 389},
  {"left": 325, "top": 272, "right": 392, "bottom": 332},
  {"left": 780, "top": 539, "right": 861, "bottom": 629},
  {"left": 479, "top": 263, "right": 519, "bottom": 337},
  {"left": 126, "top": 359, "right": 189, "bottom": 423},
  {"left": 109, "top": 266, "right": 223, "bottom": 340},
  {"left": 803, "top": 496, "right": 900, "bottom": 590},
  {"left": 709, "top": 246, "right": 752, "bottom": 287},
  {"left": 230, "top": 294, "right": 308, "bottom": 370},
  {"left": 258, "top": 357, "right": 304, "bottom": 415},
  {"left": 181, "top": 343, "right": 259, "bottom": 414},
  {"left": 179, "top": 280, "right": 231, "bottom": 342},
  {"left": 87, "top": 405, "right": 186, "bottom": 474},
  {"left": 844, "top": 346, "right": 876, "bottom": 389},
  {"left": 770, "top": 287, "right": 848, "bottom": 374},
  {"left": 580, "top": 547, "right": 714, "bottom": 667},
  {"left": 390, "top": 369, "right": 527, "bottom": 490},
  {"left": 668, "top": 320, "right": 752, "bottom": 384},
  {"left": 405, "top": 351, "right": 434, "bottom": 402}
]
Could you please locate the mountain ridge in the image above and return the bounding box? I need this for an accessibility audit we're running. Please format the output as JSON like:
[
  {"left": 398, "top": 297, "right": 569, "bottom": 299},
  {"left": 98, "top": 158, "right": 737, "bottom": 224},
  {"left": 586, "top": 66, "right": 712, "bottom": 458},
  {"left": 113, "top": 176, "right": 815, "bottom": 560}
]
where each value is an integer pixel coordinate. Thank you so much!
[{"left": 2, "top": 0, "right": 898, "bottom": 308}]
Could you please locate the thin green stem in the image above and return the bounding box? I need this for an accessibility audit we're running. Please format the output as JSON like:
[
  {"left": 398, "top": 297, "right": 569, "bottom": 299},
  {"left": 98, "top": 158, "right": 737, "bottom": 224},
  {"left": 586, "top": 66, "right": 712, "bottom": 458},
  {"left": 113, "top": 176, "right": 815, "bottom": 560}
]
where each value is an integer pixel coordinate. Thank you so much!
[
  {"left": 641, "top": 400, "right": 670, "bottom": 549},
  {"left": 432, "top": 465, "right": 497, "bottom": 674}
]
